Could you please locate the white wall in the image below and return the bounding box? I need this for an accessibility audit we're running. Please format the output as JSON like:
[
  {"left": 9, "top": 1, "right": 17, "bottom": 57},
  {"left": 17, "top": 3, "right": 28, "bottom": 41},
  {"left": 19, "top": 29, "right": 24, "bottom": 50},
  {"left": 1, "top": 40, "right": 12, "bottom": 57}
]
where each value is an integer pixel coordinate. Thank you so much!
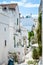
[
  {"left": 9, "top": 5, "right": 20, "bottom": 51},
  {"left": 0, "top": 4, "right": 29, "bottom": 64},
  {"left": 0, "top": 5, "right": 20, "bottom": 64},
  {"left": 0, "top": 15, "right": 9, "bottom": 64},
  {"left": 21, "top": 27, "right": 28, "bottom": 46}
]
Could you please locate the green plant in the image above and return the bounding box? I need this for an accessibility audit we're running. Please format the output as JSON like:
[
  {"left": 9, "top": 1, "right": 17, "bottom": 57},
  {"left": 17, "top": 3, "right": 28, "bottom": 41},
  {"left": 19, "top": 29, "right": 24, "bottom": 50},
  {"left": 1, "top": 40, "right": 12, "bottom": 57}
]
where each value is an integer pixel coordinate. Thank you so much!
[
  {"left": 32, "top": 48, "right": 39, "bottom": 60},
  {"left": 37, "top": 13, "right": 42, "bottom": 44},
  {"left": 27, "top": 60, "right": 34, "bottom": 64},
  {"left": 27, "top": 60, "right": 38, "bottom": 65},
  {"left": 28, "top": 31, "right": 34, "bottom": 45},
  {"left": 36, "top": 12, "right": 42, "bottom": 58},
  {"left": 38, "top": 43, "right": 42, "bottom": 56}
]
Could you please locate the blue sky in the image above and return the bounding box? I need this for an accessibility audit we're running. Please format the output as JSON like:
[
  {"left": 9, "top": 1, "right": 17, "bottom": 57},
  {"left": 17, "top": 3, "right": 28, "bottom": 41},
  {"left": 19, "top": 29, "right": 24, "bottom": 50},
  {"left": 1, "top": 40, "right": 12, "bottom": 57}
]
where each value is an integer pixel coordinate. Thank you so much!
[{"left": 0, "top": 0, "right": 41, "bottom": 31}]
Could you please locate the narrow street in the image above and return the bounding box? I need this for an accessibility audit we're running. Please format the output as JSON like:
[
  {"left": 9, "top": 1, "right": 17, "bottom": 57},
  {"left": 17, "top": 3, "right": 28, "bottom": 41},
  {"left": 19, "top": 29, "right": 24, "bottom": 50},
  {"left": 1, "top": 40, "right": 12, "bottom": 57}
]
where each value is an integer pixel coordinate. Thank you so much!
[{"left": 14, "top": 47, "right": 33, "bottom": 65}]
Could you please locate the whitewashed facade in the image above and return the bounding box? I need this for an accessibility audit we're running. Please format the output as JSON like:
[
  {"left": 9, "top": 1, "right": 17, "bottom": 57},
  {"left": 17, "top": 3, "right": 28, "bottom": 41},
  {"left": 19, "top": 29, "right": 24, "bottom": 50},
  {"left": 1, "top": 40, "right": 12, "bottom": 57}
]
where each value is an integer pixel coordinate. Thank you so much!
[
  {"left": 32, "top": 19, "right": 38, "bottom": 39},
  {"left": 0, "top": 3, "right": 29, "bottom": 64},
  {"left": 20, "top": 26, "right": 28, "bottom": 46},
  {"left": 0, "top": 3, "right": 31, "bottom": 65},
  {"left": 0, "top": 3, "right": 20, "bottom": 64}
]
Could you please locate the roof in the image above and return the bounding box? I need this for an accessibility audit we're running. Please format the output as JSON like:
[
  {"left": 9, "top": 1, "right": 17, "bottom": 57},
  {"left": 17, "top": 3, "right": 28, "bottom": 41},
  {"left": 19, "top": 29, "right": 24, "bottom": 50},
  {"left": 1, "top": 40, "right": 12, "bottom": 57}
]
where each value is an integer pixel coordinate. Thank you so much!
[{"left": 0, "top": 3, "right": 18, "bottom": 8}]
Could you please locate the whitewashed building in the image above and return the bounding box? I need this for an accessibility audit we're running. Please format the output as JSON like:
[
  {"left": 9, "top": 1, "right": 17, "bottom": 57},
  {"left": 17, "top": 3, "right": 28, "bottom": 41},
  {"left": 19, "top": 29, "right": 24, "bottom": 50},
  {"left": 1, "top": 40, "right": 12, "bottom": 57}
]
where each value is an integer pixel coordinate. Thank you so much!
[
  {"left": 20, "top": 26, "right": 28, "bottom": 47},
  {"left": 0, "top": 3, "right": 29, "bottom": 65},
  {"left": 32, "top": 19, "right": 38, "bottom": 40},
  {"left": 0, "top": 3, "right": 20, "bottom": 64}
]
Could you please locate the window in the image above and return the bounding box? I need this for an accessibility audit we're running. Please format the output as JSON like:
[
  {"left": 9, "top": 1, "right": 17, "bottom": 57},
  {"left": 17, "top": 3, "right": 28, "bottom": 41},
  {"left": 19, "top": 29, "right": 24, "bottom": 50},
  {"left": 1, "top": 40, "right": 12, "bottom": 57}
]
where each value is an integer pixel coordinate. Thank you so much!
[
  {"left": 9, "top": 8, "right": 15, "bottom": 11},
  {"left": 17, "top": 42, "right": 19, "bottom": 47},
  {"left": 4, "top": 27, "right": 6, "bottom": 31},
  {"left": 5, "top": 40, "right": 7, "bottom": 46},
  {"left": 14, "top": 36, "right": 16, "bottom": 47},
  {"left": 2, "top": 7, "right": 7, "bottom": 11},
  {"left": 17, "top": 18, "right": 18, "bottom": 25}
]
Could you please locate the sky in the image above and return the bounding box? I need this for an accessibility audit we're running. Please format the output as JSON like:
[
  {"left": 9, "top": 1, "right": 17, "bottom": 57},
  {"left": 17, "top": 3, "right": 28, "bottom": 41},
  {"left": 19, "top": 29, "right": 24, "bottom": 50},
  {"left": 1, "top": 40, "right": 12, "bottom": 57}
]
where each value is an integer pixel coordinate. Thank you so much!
[{"left": 0, "top": 0, "right": 41, "bottom": 31}]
